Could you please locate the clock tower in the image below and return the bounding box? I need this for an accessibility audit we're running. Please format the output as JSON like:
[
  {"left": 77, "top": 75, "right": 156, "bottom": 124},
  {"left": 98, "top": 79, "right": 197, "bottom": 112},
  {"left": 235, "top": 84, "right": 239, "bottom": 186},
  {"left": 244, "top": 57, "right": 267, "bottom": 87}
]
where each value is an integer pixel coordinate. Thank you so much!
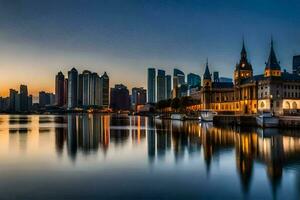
[{"left": 234, "top": 41, "right": 253, "bottom": 85}]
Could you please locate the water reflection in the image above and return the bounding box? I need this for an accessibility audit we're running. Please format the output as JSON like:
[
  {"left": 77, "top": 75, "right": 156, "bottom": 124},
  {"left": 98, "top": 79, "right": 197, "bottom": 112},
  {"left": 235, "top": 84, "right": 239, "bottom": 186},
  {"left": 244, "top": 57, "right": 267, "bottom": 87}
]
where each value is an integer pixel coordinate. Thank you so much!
[{"left": 1, "top": 114, "right": 300, "bottom": 199}]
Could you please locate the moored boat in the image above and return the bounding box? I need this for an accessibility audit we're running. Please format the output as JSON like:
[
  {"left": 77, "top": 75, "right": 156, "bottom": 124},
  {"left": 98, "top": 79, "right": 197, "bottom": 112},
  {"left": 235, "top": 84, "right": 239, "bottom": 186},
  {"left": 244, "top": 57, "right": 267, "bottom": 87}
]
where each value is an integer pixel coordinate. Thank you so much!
[
  {"left": 199, "top": 110, "right": 217, "bottom": 122},
  {"left": 256, "top": 112, "right": 279, "bottom": 128}
]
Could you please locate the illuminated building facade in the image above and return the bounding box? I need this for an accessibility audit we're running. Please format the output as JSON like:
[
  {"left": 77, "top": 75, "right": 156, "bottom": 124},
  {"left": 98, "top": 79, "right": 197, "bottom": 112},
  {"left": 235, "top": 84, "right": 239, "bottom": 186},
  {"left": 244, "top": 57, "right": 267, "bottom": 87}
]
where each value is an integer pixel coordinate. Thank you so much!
[{"left": 190, "top": 40, "right": 300, "bottom": 115}]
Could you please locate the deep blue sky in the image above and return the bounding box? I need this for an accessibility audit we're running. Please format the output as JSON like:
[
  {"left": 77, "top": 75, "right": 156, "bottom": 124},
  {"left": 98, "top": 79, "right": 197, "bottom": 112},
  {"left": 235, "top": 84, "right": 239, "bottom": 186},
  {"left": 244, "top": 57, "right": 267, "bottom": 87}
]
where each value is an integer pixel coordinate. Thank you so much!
[{"left": 0, "top": 0, "right": 300, "bottom": 95}]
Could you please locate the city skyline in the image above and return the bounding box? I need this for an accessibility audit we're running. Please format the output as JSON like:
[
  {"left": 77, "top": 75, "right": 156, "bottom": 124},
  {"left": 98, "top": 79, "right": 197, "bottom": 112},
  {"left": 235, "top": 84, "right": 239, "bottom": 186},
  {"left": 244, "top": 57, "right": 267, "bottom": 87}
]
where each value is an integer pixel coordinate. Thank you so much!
[{"left": 1, "top": 0, "right": 300, "bottom": 96}]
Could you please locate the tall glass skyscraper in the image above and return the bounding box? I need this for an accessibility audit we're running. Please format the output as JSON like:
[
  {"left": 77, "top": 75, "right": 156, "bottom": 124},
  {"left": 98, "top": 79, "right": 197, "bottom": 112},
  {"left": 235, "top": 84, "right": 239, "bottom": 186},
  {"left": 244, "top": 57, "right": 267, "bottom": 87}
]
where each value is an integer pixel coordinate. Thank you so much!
[
  {"left": 173, "top": 68, "right": 185, "bottom": 98},
  {"left": 187, "top": 73, "right": 201, "bottom": 87},
  {"left": 147, "top": 68, "right": 156, "bottom": 103},
  {"left": 100, "top": 72, "right": 109, "bottom": 108},
  {"left": 157, "top": 69, "right": 166, "bottom": 102},
  {"left": 67, "top": 68, "right": 78, "bottom": 109},
  {"left": 165, "top": 75, "right": 172, "bottom": 99},
  {"left": 55, "top": 71, "right": 65, "bottom": 107}
]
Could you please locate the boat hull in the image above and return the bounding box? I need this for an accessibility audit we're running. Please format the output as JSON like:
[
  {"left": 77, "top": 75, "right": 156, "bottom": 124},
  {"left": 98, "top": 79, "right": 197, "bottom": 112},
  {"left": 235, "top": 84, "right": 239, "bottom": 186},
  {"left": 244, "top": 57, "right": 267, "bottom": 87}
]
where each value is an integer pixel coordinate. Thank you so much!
[{"left": 256, "top": 116, "right": 279, "bottom": 128}]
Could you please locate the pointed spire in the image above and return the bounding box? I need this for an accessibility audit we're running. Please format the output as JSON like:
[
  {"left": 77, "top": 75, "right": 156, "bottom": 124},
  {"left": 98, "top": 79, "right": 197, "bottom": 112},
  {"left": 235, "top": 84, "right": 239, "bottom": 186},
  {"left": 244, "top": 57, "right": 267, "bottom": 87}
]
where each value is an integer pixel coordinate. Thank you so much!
[
  {"left": 265, "top": 38, "right": 281, "bottom": 70},
  {"left": 241, "top": 38, "right": 247, "bottom": 58},
  {"left": 203, "top": 58, "right": 211, "bottom": 80}
]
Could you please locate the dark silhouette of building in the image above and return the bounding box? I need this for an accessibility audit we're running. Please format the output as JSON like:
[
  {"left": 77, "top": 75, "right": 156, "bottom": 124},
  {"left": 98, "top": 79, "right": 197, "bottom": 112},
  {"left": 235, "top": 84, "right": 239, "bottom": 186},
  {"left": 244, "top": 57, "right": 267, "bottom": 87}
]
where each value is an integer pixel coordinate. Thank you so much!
[
  {"left": 147, "top": 68, "right": 156, "bottom": 103},
  {"left": 131, "top": 87, "right": 147, "bottom": 107},
  {"left": 19, "top": 85, "right": 28, "bottom": 112},
  {"left": 55, "top": 71, "right": 65, "bottom": 107},
  {"left": 110, "top": 84, "right": 130, "bottom": 111},
  {"left": 100, "top": 72, "right": 110, "bottom": 108},
  {"left": 293, "top": 55, "right": 300, "bottom": 75},
  {"left": 39, "top": 91, "right": 51, "bottom": 107},
  {"left": 9, "top": 89, "right": 18, "bottom": 112},
  {"left": 67, "top": 68, "right": 78, "bottom": 109},
  {"left": 157, "top": 69, "right": 166, "bottom": 102}
]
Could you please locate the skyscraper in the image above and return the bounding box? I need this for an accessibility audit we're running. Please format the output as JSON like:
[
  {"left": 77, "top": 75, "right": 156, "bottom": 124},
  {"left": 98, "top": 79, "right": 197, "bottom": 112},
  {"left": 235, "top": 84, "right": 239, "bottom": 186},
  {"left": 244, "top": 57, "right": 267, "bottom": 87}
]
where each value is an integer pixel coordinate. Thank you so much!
[
  {"left": 293, "top": 55, "right": 300, "bottom": 75},
  {"left": 157, "top": 69, "right": 166, "bottom": 102},
  {"left": 100, "top": 72, "right": 109, "bottom": 108},
  {"left": 165, "top": 75, "right": 172, "bottom": 99},
  {"left": 77, "top": 73, "right": 83, "bottom": 107},
  {"left": 110, "top": 84, "right": 130, "bottom": 111},
  {"left": 132, "top": 87, "right": 147, "bottom": 106},
  {"left": 55, "top": 71, "right": 65, "bottom": 107},
  {"left": 28, "top": 95, "right": 33, "bottom": 111},
  {"left": 147, "top": 68, "right": 156, "bottom": 103},
  {"left": 68, "top": 68, "right": 78, "bottom": 109},
  {"left": 9, "top": 89, "right": 18, "bottom": 112},
  {"left": 187, "top": 73, "right": 201, "bottom": 87},
  {"left": 64, "top": 78, "right": 68, "bottom": 106},
  {"left": 39, "top": 91, "right": 51, "bottom": 107},
  {"left": 19, "top": 84, "right": 28, "bottom": 112},
  {"left": 82, "top": 70, "right": 91, "bottom": 106},
  {"left": 173, "top": 68, "right": 185, "bottom": 98},
  {"left": 90, "top": 72, "right": 100, "bottom": 106}
]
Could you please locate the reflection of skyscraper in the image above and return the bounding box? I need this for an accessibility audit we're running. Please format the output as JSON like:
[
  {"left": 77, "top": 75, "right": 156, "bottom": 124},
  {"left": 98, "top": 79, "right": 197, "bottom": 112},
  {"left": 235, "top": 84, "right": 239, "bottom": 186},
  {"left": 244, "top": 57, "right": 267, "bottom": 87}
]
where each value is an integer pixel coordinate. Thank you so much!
[
  {"left": 147, "top": 117, "right": 156, "bottom": 163},
  {"left": 68, "top": 68, "right": 78, "bottom": 109},
  {"left": 55, "top": 127, "right": 66, "bottom": 156},
  {"left": 67, "top": 115, "right": 77, "bottom": 160},
  {"left": 157, "top": 69, "right": 166, "bottom": 102},
  {"left": 147, "top": 68, "right": 156, "bottom": 103},
  {"left": 100, "top": 115, "right": 110, "bottom": 152}
]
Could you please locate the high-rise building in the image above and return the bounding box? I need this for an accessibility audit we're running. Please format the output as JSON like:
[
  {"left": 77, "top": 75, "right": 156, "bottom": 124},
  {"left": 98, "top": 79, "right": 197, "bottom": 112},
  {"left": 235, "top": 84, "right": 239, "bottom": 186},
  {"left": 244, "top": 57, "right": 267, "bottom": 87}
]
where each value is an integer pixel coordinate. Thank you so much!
[
  {"left": 173, "top": 69, "right": 185, "bottom": 98},
  {"left": 64, "top": 78, "right": 68, "bottom": 106},
  {"left": 187, "top": 73, "right": 201, "bottom": 87},
  {"left": 39, "top": 91, "right": 51, "bottom": 107},
  {"left": 174, "top": 68, "right": 185, "bottom": 85},
  {"left": 100, "top": 72, "right": 109, "bottom": 108},
  {"left": 147, "top": 68, "right": 156, "bottom": 103},
  {"left": 28, "top": 95, "right": 33, "bottom": 111},
  {"left": 19, "top": 84, "right": 28, "bottom": 112},
  {"left": 89, "top": 72, "right": 101, "bottom": 106},
  {"left": 165, "top": 75, "right": 172, "bottom": 99},
  {"left": 15, "top": 94, "right": 20, "bottom": 112},
  {"left": 110, "top": 84, "right": 130, "bottom": 111},
  {"left": 77, "top": 73, "right": 83, "bottom": 107},
  {"left": 293, "top": 55, "right": 300, "bottom": 75},
  {"left": 179, "top": 83, "right": 189, "bottom": 97},
  {"left": 213, "top": 71, "right": 219, "bottom": 82},
  {"left": 82, "top": 70, "right": 91, "bottom": 106},
  {"left": 55, "top": 72, "right": 65, "bottom": 107},
  {"left": 132, "top": 87, "right": 147, "bottom": 106},
  {"left": 67, "top": 68, "right": 78, "bottom": 109},
  {"left": 157, "top": 69, "right": 166, "bottom": 102},
  {"left": 9, "top": 89, "right": 18, "bottom": 112}
]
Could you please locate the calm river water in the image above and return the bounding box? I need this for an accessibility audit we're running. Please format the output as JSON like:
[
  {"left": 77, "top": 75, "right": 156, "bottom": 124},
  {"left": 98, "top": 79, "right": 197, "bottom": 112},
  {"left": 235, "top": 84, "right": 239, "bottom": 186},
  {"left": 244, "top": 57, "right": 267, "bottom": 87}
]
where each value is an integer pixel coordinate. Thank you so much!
[{"left": 0, "top": 114, "right": 300, "bottom": 199}]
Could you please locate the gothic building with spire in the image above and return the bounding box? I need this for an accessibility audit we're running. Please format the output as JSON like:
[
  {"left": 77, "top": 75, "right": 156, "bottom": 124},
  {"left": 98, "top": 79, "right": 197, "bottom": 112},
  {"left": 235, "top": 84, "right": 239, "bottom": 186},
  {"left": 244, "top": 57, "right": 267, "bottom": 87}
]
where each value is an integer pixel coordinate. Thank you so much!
[{"left": 190, "top": 40, "right": 300, "bottom": 115}]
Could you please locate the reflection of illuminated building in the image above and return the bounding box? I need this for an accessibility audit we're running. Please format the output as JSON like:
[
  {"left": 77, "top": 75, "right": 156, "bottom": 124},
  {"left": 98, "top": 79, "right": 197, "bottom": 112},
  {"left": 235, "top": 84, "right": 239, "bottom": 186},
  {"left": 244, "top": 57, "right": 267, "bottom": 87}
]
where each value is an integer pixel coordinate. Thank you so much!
[{"left": 147, "top": 117, "right": 156, "bottom": 163}]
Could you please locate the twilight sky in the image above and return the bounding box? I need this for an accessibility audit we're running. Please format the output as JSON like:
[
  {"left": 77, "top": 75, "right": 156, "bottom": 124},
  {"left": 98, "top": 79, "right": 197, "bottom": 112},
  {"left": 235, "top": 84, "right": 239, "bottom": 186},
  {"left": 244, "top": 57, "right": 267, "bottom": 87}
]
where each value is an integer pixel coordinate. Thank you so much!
[{"left": 1, "top": 0, "right": 300, "bottom": 96}]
